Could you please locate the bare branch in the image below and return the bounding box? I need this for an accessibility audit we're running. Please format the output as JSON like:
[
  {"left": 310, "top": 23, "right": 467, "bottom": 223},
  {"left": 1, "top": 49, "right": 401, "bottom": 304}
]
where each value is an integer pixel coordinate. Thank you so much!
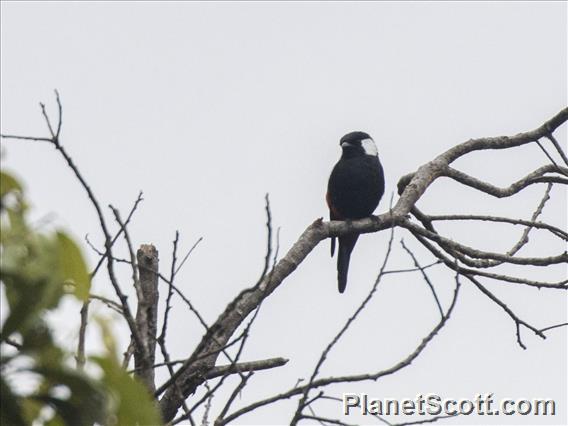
[
  {"left": 409, "top": 231, "right": 567, "bottom": 290},
  {"left": 161, "top": 108, "right": 568, "bottom": 418},
  {"left": 441, "top": 165, "right": 567, "bottom": 198},
  {"left": 4, "top": 338, "right": 22, "bottom": 351},
  {"left": 220, "top": 275, "right": 462, "bottom": 425},
  {"left": 206, "top": 357, "right": 288, "bottom": 380},
  {"left": 196, "top": 383, "right": 213, "bottom": 426},
  {"left": 427, "top": 214, "right": 567, "bottom": 240},
  {"left": 91, "top": 191, "right": 144, "bottom": 277},
  {"left": 39, "top": 101, "right": 56, "bottom": 139},
  {"left": 159, "top": 231, "right": 180, "bottom": 349},
  {"left": 540, "top": 322, "right": 568, "bottom": 334},
  {"left": 465, "top": 275, "right": 545, "bottom": 350},
  {"left": 4, "top": 94, "right": 565, "bottom": 423},
  {"left": 391, "top": 414, "right": 458, "bottom": 426},
  {"left": 88, "top": 294, "right": 123, "bottom": 313},
  {"left": 135, "top": 244, "right": 160, "bottom": 392},
  {"left": 1, "top": 94, "right": 147, "bottom": 371},
  {"left": 0, "top": 134, "right": 53, "bottom": 143},
  {"left": 383, "top": 260, "right": 442, "bottom": 275},
  {"left": 291, "top": 223, "right": 396, "bottom": 425},
  {"left": 54, "top": 90, "right": 63, "bottom": 138},
  {"left": 156, "top": 233, "right": 188, "bottom": 418},
  {"left": 109, "top": 205, "right": 157, "bottom": 391},
  {"left": 546, "top": 133, "right": 568, "bottom": 167},
  {"left": 75, "top": 300, "right": 90, "bottom": 370},
  {"left": 402, "top": 219, "right": 567, "bottom": 268},
  {"left": 301, "top": 414, "right": 357, "bottom": 426},
  {"left": 110, "top": 207, "right": 143, "bottom": 318},
  {"left": 505, "top": 183, "right": 552, "bottom": 258},
  {"left": 122, "top": 341, "right": 135, "bottom": 369},
  {"left": 214, "top": 371, "right": 255, "bottom": 424},
  {"left": 400, "top": 239, "right": 444, "bottom": 319},
  {"left": 173, "top": 236, "right": 203, "bottom": 276},
  {"left": 535, "top": 139, "right": 561, "bottom": 170},
  {"left": 181, "top": 201, "right": 276, "bottom": 421}
]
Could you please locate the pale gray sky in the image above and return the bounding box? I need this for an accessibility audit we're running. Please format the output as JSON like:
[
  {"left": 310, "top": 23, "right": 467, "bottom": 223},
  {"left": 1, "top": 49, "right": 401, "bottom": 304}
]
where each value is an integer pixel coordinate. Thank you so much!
[{"left": 1, "top": 2, "right": 566, "bottom": 425}]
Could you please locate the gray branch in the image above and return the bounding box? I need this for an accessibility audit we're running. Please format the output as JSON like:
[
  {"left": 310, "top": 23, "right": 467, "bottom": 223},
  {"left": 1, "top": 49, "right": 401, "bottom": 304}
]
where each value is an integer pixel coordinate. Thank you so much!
[
  {"left": 158, "top": 108, "right": 568, "bottom": 422},
  {"left": 2, "top": 95, "right": 565, "bottom": 424},
  {"left": 135, "top": 244, "right": 160, "bottom": 393}
]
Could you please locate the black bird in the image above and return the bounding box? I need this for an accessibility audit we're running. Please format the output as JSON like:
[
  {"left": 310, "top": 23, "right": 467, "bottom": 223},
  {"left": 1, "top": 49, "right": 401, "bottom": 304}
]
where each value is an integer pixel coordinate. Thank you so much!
[{"left": 326, "top": 131, "right": 385, "bottom": 293}]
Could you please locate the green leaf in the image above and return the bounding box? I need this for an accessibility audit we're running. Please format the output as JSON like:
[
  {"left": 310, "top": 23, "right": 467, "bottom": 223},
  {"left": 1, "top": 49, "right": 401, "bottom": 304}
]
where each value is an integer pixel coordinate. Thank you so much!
[
  {"left": 96, "top": 315, "right": 119, "bottom": 362},
  {"left": 0, "top": 376, "right": 27, "bottom": 426},
  {"left": 56, "top": 231, "right": 91, "bottom": 301},
  {"left": 94, "top": 356, "right": 162, "bottom": 426},
  {"left": 0, "top": 170, "right": 22, "bottom": 198},
  {"left": 44, "top": 414, "right": 65, "bottom": 426},
  {"left": 21, "top": 397, "right": 45, "bottom": 425},
  {"left": 32, "top": 365, "right": 108, "bottom": 426}
]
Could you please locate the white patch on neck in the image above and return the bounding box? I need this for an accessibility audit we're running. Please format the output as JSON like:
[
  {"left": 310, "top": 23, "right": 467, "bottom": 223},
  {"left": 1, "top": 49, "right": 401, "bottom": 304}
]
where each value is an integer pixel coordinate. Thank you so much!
[{"left": 361, "top": 138, "right": 378, "bottom": 156}]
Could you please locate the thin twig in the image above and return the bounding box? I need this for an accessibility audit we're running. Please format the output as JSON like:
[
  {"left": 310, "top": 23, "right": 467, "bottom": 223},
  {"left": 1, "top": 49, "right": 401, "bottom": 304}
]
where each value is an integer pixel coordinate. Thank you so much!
[
  {"left": 400, "top": 239, "right": 444, "bottom": 319},
  {"left": 301, "top": 415, "right": 357, "bottom": 426},
  {"left": 89, "top": 294, "right": 123, "bottom": 313},
  {"left": 535, "top": 139, "right": 560, "bottom": 169},
  {"left": 539, "top": 322, "right": 568, "bottom": 334},
  {"left": 91, "top": 191, "right": 144, "bottom": 277},
  {"left": 75, "top": 300, "right": 90, "bottom": 369},
  {"left": 383, "top": 260, "right": 442, "bottom": 275},
  {"left": 505, "top": 183, "right": 552, "bottom": 258},
  {"left": 546, "top": 132, "right": 568, "bottom": 167},
  {"left": 215, "top": 371, "right": 255, "bottom": 423},
  {"left": 391, "top": 414, "right": 459, "bottom": 426},
  {"left": 426, "top": 214, "right": 567, "bottom": 240},
  {"left": 291, "top": 220, "right": 396, "bottom": 425},
  {"left": 3, "top": 94, "right": 146, "bottom": 371},
  {"left": 4, "top": 338, "right": 22, "bottom": 350},
  {"left": 408, "top": 232, "right": 567, "bottom": 290},
  {"left": 175, "top": 197, "right": 276, "bottom": 424},
  {"left": 159, "top": 231, "right": 191, "bottom": 417},
  {"left": 173, "top": 237, "right": 203, "bottom": 276},
  {"left": 466, "top": 275, "right": 545, "bottom": 349},
  {"left": 220, "top": 277, "right": 461, "bottom": 425}
]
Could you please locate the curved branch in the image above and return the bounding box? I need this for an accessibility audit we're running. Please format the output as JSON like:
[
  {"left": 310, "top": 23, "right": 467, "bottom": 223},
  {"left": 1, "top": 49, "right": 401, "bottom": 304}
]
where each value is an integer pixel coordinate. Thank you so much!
[
  {"left": 441, "top": 165, "right": 568, "bottom": 198},
  {"left": 219, "top": 276, "right": 462, "bottom": 425},
  {"left": 402, "top": 219, "right": 567, "bottom": 268},
  {"left": 410, "top": 231, "right": 567, "bottom": 290},
  {"left": 396, "top": 107, "right": 568, "bottom": 200},
  {"left": 427, "top": 214, "right": 567, "bottom": 240},
  {"left": 158, "top": 109, "right": 568, "bottom": 421},
  {"left": 465, "top": 275, "right": 545, "bottom": 349},
  {"left": 2, "top": 92, "right": 148, "bottom": 363},
  {"left": 4, "top": 96, "right": 565, "bottom": 423}
]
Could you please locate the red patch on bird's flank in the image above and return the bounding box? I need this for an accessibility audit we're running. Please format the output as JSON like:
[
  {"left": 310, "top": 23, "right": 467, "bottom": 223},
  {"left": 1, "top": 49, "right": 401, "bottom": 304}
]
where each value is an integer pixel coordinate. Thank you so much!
[{"left": 326, "top": 191, "right": 343, "bottom": 220}]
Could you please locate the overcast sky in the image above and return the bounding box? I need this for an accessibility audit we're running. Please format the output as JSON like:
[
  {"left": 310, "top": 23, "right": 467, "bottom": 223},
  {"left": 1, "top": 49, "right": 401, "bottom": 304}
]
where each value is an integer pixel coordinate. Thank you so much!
[{"left": 1, "top": 2, "right": 567, "bottom": 425}]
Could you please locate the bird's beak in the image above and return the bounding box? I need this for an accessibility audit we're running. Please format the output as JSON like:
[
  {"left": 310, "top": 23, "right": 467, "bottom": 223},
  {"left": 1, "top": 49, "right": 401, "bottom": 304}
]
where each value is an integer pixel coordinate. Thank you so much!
[{"left": 340, "top": 142, "right": 354, "bottom": 149}]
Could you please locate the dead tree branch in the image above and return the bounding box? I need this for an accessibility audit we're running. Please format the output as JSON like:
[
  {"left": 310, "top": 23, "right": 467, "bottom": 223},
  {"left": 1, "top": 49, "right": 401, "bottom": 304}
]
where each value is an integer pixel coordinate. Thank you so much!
[
  {"left": 135, "top": 244, "right": 160, "bottom": 392},
  {"left": 218, "top": 275, "right": 462, "bottom": 425},
  {"left": 2, "top": 94, "right": 565, "bottom": 424},
  {"left": 290, "top": 223, "right": 396, "bottom": 425},
  {"left": 1, "top": 91, "right": 148, "bottom": 368},
  {"left": 158, "top": 108, "right": 567, "bottom": 421}
]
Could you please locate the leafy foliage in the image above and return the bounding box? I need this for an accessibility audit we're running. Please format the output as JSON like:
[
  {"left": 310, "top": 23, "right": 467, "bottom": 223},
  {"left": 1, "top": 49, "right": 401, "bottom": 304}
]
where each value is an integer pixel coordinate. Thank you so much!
[{"left": 0, "top": 170, "right": 161, "bottom": 425}]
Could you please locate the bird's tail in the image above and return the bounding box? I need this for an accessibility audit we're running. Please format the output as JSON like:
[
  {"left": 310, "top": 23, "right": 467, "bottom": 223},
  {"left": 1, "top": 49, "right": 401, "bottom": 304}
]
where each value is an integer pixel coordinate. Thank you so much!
[{"left": 337, "top": 234, "right": 359, "bottom": 293}]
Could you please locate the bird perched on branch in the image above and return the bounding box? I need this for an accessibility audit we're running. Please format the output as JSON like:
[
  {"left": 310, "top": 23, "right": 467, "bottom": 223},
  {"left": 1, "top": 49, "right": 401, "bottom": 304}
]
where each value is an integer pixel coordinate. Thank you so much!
[{"left": 326, "top": 131, "right": 385, "bottom": 293}]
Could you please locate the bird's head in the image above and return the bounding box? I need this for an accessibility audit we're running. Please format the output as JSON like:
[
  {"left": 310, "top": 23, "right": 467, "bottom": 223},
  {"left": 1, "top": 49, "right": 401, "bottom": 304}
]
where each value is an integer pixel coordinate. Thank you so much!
[{"left": 339, "top": 131, "right": 377, "bottom": 158}]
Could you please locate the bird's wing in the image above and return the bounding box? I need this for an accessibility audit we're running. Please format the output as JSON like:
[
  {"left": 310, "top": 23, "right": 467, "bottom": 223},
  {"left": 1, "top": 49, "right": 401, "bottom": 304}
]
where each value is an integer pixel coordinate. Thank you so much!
[{"left": 326, "top": 191, "right": 339, "bottom": 257}]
